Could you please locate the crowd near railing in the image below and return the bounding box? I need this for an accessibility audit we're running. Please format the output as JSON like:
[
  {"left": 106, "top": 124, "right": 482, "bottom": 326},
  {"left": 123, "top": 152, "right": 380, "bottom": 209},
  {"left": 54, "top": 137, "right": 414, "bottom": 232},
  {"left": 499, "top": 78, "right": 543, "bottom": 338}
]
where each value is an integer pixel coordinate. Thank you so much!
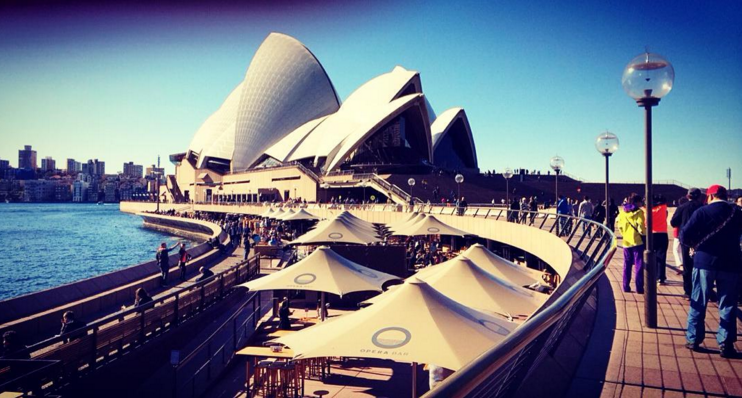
[
  {"left": 424, "top": 212, "right": 616, "bottom": 398},
  {"left": 0, "top": 255, "right": 262, "bottom": 396}
]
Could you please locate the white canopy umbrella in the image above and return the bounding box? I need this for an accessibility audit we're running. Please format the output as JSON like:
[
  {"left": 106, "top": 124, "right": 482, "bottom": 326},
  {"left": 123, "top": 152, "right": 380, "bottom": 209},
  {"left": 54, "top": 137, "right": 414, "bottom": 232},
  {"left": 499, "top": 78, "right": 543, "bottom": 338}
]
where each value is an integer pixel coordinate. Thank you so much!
[
  {"left": 418, "top": 256, "right": 546, "bottom": 319},
  {"left": 387, "top": 213, "right": 425, "bottom": 233},
  {"left": 282, "top": 208, "right": 319, "bottom": 221},
  {"left": 239, "top": 246, "right": 397, "bottom": 296},
  {"left": 335, "top": 211, "right": 378, "bottom": 234},
  {"left": 260, "top": 207, "right": 276, "bottom": 218},
  {"left": 275, "top": 278, "right": 516, "bottom": 374},
  {"left": 290, "top": 217, "right": 381, "bottom": 245},
  {"left": 462, "top": 244, "right": 543, "bottom": 286},
  {"left": 364, "top": 256, "right": 545, "bottom": 319},
  {"left": 271, "top": 208, "right": 286, "bottom": 219},
  {"left": 393, "top": 214, "right": 471, "bottom": 237},
  {"left": 274, "top": 209, "right": 295, "bottom": 220}
]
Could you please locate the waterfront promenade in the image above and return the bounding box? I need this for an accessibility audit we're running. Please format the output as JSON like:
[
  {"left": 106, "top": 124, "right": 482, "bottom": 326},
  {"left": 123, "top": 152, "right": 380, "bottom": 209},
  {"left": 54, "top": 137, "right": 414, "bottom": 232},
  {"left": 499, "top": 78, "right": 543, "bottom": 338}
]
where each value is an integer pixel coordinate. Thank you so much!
[{"left": 570, "top": 241, "right": 742, "bottom": 397}]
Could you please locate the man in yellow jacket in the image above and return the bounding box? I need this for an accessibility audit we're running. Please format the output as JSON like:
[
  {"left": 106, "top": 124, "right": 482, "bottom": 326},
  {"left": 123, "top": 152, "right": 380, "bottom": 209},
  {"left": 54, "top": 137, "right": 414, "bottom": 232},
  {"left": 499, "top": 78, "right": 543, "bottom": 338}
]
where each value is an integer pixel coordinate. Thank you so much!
[{"left": 617, "top": 194, "right": 646, "bottom": 293}]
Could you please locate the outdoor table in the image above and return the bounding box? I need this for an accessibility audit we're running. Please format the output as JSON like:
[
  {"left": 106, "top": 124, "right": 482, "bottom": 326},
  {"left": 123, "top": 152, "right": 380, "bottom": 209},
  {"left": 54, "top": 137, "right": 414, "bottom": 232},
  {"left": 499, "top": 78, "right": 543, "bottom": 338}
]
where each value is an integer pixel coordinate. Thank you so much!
[
  {"left": 264, "top": 329, "right": 297, "bottom": 339},
  {"left": 237, "top": 346, "right": 296, "bottom": 397}
]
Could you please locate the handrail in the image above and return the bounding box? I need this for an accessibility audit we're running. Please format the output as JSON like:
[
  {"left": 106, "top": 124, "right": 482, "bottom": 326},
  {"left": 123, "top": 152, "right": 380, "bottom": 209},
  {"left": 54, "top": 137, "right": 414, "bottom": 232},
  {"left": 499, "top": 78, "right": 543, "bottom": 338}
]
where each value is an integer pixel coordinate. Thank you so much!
[
  {"left": 174, "top": 290, "right": 266, "bottom": 398},
  {"left": 425, "top": 211, "right": 617, "bottom": 397},
  {"left": 14, "top": 254, "right": 262, "bottom": 396}
]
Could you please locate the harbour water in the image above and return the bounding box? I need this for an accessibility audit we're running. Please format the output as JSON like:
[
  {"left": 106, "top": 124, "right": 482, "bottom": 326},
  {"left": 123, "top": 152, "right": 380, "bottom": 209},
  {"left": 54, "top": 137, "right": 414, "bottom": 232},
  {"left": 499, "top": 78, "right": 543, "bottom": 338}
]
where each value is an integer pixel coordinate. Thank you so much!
[{"left": 0, "top": 203, "right": 190, "bottom": 301}]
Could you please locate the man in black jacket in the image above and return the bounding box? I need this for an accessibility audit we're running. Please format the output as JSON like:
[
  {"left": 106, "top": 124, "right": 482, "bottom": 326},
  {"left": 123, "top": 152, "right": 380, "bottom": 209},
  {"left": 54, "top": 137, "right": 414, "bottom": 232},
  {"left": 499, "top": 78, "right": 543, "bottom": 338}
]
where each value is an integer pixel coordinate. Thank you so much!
[
  {"left": 680, "top": 185, "right": 742, "bottom": 357},
  {"left": 156, "top": 242, "right": 179, "bottom": 287},
  {"left": 671, "top": 188, "right": 705, "bottom": 298}
]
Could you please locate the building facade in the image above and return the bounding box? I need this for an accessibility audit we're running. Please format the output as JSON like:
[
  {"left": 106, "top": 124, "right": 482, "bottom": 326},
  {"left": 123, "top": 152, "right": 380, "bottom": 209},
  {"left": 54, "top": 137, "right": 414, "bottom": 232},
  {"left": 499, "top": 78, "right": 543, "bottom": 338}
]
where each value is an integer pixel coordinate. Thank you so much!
[{"left": 18, "top": 145, "right": 37, "bottom": 170}]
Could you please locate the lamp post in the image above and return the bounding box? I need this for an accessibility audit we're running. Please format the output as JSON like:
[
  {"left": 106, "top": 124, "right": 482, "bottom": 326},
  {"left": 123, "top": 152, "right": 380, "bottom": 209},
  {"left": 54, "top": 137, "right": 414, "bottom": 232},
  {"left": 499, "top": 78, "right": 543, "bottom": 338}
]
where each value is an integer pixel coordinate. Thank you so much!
[
  {"left": 455, "top": 174, "right": 464, "bottom": 200},
  {"left": 622, "top": 51, "right": 674, "bottom": 329},
  {"left": 595, "top": 131, "right": 619, "bottom": 226},
  {"left": 550, "top": 156, "right": 564, "bottom": 203},
  {"left": 503, "top": 168, "right": 513, "bottom": 206},
  {"left": 321, "top": 182, "right": 330, "bottom": 203},
  {"left": 361, "top": 181, "right": 367, "bottom": 203},
  {"left": 407, "top": 178, "right": 416, "bottom": 199}
]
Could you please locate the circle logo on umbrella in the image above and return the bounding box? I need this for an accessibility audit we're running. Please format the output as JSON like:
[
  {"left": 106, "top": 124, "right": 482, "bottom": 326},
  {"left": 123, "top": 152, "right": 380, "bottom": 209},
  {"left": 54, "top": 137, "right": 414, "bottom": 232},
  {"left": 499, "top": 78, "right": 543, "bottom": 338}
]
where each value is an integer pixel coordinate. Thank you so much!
[
  {"left": 478, "top": 319, "right": 510, "bottom": 336},
  {"left": 294, "top": 273, "right": 317, "bottom": 285},
  {"left": 371, "top": 327, "right": 412, "bottom": 349},
  {"left": 427, "top": 227, "right": 440, "bottom": 233},
  {"left": 328, "top": 232, "right": 344, "bottom": 239}
]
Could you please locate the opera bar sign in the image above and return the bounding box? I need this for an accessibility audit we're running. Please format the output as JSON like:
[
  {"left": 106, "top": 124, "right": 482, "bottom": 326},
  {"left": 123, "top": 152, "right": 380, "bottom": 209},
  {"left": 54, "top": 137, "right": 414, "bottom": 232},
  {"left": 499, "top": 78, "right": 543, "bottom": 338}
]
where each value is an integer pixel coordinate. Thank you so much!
[{"left": 359, "top": 327, "right": 411, "bottom": 357}]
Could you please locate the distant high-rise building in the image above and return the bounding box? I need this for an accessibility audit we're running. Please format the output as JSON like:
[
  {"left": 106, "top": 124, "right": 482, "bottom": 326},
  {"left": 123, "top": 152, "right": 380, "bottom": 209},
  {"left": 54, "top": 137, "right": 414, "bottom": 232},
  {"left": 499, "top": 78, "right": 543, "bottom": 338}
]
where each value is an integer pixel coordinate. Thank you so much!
[
  {"left": 0, "top": 159, "right": 9, "bottom": 170},
  {"left": 83, "top": 159, "right": 105, "bottom": 176},
  {"left": 75, "top": 161, "right": 81, "bottom": 173},
  {"left": 66, "top": 158, "right": 78, "bottom": 174},
  {"left": 123, "top": 162, "right": 144, "bottom": 179},
  {"left": 41, "top": 156, "right": 56, "bottom": 171},
  {"left": 18, "top": 145, "right": 37, "bottom": 170},
  {"left": 96, "top": 160, "right": 105, "bottom": 176}
]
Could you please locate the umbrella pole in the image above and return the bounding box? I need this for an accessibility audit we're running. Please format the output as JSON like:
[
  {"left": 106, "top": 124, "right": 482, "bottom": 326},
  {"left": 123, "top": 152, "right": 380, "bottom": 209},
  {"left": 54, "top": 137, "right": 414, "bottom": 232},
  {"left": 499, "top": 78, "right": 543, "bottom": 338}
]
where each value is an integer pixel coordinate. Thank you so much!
[
  {"left": 411, "top": 362, "right": 417, "bottom": 398},
  {"left": 321, "top": 291, "right": 326, "bottom": 322}
]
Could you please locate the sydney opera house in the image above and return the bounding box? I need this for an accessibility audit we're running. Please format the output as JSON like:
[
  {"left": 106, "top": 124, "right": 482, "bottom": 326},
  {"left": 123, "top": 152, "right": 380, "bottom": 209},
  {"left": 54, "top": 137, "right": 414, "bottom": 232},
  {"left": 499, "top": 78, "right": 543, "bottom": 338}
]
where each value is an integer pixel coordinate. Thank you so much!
[{"left": 167, "top": 32, "right": 478, "bottom": 204}]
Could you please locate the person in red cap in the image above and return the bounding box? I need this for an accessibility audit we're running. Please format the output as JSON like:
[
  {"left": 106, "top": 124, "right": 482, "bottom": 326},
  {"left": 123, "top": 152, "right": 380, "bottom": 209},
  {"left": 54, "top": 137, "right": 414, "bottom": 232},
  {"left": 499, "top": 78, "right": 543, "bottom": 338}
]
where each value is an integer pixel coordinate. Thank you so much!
[{"left": 680, "top": 184, "right": 742, "bottom": 358}]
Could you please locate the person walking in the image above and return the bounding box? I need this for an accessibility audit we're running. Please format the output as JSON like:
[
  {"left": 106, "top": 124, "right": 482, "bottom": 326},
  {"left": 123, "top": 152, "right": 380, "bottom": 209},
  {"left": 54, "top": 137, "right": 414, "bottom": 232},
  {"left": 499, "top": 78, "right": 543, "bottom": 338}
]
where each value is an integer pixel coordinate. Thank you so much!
[
  {"left": 681, "top": 185, "right": 742, "bottom": 357},
  {"left": 670, "top": 188, "right": 705, "bottom": 299},
  {"left": 617, "top": 194, "right": 646, "bottom": 293},
  {"left": 607, "top": 198, "right": 619, "bottom": 232},
  {"left": 156, "top": 242, "right": 179, "bottom": 287},
  {"left": 556, "top": 195, "right": 570, "bottom": 236},
  {"left": 578, "top": 196, "right": 594, "bottom": 237},
  {"left": 177, "top": 243, "right": 188, "bottom": 282},
  {"left": 650, "top": 195, "right": 670, "bottom": 285},
  {"left": 593, "top": 201, "right": 607, "bottom": 237}
]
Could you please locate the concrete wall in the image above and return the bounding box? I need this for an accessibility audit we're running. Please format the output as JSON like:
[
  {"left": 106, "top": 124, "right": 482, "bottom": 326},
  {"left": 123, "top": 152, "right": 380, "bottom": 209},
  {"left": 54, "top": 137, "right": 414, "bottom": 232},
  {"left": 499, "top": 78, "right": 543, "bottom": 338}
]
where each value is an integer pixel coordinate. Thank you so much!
[
  {"left": 122, "top": 202, "right": 572, "bottom": 280},
  {"left": 220, "top": 167, "right": 318, "bottom": 202},
  {"left": 0, "top": 214, "right": 226, "bottom": 343}
]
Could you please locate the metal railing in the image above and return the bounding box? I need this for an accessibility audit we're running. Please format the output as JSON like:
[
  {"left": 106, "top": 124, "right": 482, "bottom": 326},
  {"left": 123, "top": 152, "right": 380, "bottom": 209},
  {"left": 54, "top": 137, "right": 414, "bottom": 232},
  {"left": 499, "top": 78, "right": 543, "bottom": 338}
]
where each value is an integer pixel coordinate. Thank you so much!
[
  {"left": 425, "top": 211, "right": 617, "bottom": 397},
  {"left": 173, "top": 290, "right": 268, "bottom": 398},
  {"left": 12, "top": 254, "right": 262, "bottom": 396}
]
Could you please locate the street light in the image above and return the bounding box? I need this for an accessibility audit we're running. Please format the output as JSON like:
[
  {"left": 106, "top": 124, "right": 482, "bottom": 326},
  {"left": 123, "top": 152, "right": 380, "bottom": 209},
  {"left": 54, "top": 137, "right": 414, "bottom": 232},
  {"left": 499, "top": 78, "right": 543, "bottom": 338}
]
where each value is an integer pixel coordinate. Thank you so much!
[
  {"left": 454, "top": 174, "right": 464, "bottom": 200},
  {"left": 503, "top": 168, "right": 513, "bottom": 206},
  {"left": 320, "top": 182, "right": 330, "bottom": 203},
  {"left": 622, "top": 51, "right": 674, "bottom": 329},
  {"left": 595, "top": 131, "right": 619, "bottom": 227},
  {"left": 407, "top": 178, "right": 416, "bottom": 199},
  {"left": 550, "top": 155, "right": 564, "bottom": 203}
]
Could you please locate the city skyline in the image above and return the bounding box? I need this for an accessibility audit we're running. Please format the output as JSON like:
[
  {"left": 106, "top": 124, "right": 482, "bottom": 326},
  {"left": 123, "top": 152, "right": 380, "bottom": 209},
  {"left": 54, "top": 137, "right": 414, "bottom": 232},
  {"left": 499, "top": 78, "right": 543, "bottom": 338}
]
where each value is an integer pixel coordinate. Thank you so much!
[{"left": 0, "top": 1, "right": 740, "bottom": 189}]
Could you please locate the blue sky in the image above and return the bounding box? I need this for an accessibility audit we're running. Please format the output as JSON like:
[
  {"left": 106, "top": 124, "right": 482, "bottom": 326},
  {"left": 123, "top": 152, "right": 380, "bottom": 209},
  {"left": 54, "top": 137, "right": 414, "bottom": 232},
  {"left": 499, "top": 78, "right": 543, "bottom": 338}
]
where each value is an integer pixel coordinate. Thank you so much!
[{"left": 0, "top": 0, "right": 740, "bottom": 189}]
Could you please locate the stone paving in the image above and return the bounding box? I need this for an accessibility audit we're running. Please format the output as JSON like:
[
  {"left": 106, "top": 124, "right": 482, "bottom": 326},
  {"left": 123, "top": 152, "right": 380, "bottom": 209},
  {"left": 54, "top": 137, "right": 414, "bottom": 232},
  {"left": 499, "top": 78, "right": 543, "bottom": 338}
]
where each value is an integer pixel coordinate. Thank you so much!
[{"left": 573, "top": 242, "right": 742, "bottom": 397}]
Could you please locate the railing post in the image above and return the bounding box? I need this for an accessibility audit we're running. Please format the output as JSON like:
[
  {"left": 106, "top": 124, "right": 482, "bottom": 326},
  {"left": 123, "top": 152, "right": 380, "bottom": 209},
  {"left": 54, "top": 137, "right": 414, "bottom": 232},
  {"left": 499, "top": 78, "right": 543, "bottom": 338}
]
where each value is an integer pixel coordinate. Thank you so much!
[
  {"left": 174, "top": 293, "right": 180, "bottom": 326},
  {"left": 233, "top": 316, "right": 239, "bottom": 351},
  {"left": 90, "top": 326, "right": 98, "bottom": 369},
  {"left": 140, "top": 309, "right": 147, "bottom": 342}
]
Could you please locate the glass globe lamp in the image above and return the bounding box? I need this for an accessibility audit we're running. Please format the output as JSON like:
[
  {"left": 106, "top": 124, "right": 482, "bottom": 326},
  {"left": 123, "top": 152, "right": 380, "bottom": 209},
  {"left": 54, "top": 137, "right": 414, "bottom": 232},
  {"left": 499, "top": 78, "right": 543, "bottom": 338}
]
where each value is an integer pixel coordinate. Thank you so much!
[
  {"left": 503, "top": 168, "right": 513, "bottom": 179},
  {"left": 550, "top": 156, "right": 564, "bottom": 172},
  {"left": 622, "top": 52, "right": 674, "bottom": 101},
  {"left": 407, "top": 178, "right": 416, "bottom": 187},
  {"left": 595, "top": 131, "right": 619, "bottom": 156},
  {"left": 455, "top": 174, "right": 464, "bottom": 184}
]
